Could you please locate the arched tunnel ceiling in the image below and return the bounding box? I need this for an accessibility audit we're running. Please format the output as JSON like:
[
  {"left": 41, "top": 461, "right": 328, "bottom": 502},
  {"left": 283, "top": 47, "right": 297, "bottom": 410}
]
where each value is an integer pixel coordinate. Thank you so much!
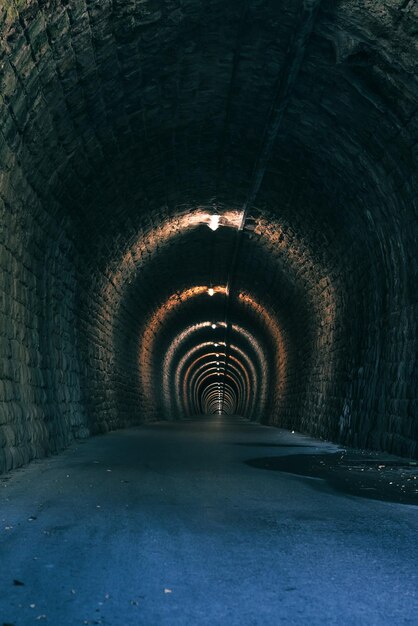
[
  {"left": 3, "top": 0, "right": 417, "bottom": 217},
  {"left": 0, "top": 0, "right": 417, "bottom": 473}
]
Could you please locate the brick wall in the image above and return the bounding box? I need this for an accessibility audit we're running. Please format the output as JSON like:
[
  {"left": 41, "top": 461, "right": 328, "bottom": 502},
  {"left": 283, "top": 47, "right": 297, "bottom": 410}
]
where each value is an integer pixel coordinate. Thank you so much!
[{"left": 0, "top": 0, "right": 416, "bottom": 472}]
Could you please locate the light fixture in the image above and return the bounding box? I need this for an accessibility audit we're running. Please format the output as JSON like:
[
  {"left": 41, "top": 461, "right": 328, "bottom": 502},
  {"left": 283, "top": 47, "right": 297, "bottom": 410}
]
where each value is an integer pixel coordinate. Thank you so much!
[
  {"left": 216, "top": 353, "right": 219, "bottom": 357},
  {"left": 208, "top": 287, "right": 214, "bottom": 297},
  {"left": 214, "top": 343, "right": 219, "bottom": 347},
  {"left": 211, "top": 323, "right": 217, "bottom": 329},
  {"left": 208, "top": 215, "right": 220, "bottom": 231}
]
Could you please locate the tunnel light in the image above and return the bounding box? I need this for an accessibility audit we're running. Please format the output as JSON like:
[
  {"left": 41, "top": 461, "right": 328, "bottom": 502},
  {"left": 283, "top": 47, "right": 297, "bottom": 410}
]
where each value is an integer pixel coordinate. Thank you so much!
[
  {"left": 211, "top": 323, "right": 217, "bottom": 329},
  {"left": 208, "top": 288, "right": 215, "bottom": 297},
  {"left": 214, "top": 343, "right": 219, "bottom": 347},
  {"left": 216, "top": 353, "right": 219, "bottom": 357},
  {"left": 216, "top": 362, "right": 220, "bottom": 365},
  {"left": 208, "top": 215, "right": 220, "bottom": 231}
]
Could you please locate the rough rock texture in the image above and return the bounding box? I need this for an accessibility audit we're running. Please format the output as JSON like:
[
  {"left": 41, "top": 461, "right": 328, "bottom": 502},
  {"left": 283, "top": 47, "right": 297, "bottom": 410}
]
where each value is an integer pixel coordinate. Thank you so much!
[{"left": 0, "top": 0, "right": 417, "bottom": 472}]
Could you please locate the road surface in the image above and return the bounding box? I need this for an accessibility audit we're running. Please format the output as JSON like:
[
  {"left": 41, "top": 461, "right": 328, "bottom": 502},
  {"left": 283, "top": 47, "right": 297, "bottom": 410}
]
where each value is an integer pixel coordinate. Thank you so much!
[{"left": 1, "top": 416, "right": 417, "bottom": 625}]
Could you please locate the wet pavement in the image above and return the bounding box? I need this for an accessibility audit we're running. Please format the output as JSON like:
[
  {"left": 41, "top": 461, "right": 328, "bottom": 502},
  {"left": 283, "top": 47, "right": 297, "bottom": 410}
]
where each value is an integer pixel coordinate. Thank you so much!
[
  {"left": 246, "top": 450, "right": 418, "bottom": 505},
  {"left": 0, "top": 416, "right": 417, "bottom": 625}
]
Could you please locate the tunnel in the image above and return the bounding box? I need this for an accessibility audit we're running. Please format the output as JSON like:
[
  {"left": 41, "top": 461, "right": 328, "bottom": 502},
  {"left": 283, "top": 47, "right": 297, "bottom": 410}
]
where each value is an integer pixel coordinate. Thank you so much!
[{"left": 0, "top": 1, "right": 417, "bottom": 624}]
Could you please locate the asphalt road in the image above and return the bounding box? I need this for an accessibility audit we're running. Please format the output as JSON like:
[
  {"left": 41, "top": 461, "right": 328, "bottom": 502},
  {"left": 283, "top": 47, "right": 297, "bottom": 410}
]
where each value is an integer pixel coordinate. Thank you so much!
[{"left": 1, "top": 416, "right": 417, "bottom": 625}]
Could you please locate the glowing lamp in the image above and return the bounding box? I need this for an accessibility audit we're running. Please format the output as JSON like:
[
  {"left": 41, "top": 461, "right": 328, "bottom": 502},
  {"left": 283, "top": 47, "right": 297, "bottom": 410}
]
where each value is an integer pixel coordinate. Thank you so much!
[
  {"left": 211, "top": 324, "right": 217, "bottom": 329},
  {"left": 208, "top": 215, "right": 220, "bottom": 231},
  {"left": 208, "top": 288, "right": 215, "bottom": 297}
]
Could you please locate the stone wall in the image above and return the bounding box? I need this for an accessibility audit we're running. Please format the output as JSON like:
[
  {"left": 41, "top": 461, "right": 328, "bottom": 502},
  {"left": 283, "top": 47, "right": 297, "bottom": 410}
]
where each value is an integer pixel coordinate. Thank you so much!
[
  {"left": 0, "top": 0, "right": 416, "bottom": 472},
  {"left": 0, "top": 198, "right": 87, "bottom": 473}
]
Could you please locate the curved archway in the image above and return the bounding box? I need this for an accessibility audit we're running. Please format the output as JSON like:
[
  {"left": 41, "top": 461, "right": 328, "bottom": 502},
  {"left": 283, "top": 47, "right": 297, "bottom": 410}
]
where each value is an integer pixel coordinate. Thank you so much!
[{"left": 0, "top": 0, "right": 417, "bottom": 473}]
